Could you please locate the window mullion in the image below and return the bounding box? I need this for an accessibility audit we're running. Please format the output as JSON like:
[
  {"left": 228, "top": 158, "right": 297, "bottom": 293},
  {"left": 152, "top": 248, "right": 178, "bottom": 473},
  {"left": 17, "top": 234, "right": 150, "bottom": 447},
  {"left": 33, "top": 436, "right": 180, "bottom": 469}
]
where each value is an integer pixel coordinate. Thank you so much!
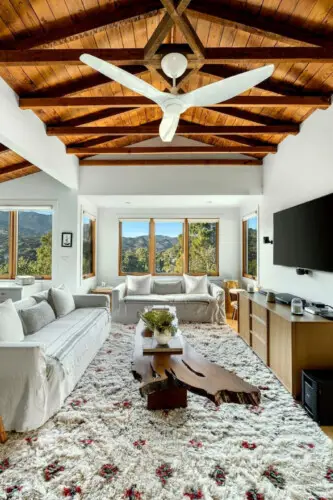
[
  {"left": 9, "top": 211, "right": 17, "bottom": 280},
  {"left": 184, "top": 219, "right": 189, "bottom": 274},
  {"left": 149, "top": 218, "right": 155, "bottom": 275}
]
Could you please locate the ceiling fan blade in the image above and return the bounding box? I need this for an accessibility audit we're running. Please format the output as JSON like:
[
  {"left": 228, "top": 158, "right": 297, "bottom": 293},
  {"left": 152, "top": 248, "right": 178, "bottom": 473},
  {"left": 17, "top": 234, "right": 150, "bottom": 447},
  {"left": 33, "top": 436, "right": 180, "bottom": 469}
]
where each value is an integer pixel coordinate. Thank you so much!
[
  {"left": 159, "top": 114, "right": 180, "bottom": 142},
  {"left": 180, "top": 64, "right": 275, "bottom": 108},
  {"left": 80, "top": 54, "right": 166, "bottom": 105}
]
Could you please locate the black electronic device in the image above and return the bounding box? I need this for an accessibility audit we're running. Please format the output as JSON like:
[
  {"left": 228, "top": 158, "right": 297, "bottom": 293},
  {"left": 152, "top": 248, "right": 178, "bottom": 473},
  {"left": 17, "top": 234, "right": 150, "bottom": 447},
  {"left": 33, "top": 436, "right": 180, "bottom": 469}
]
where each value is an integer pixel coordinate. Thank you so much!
[
  {"left": 275, "top": 293, "right": 306, "bottom": 306},
  {"left": 302, "top": 369, "right": 333, "bottom": 424},
  {"left": 319, "top": 311, "right": 333, "bottom": 321},
  {"left": 273, "top": 193, "right": 333, "bottom": 273}
]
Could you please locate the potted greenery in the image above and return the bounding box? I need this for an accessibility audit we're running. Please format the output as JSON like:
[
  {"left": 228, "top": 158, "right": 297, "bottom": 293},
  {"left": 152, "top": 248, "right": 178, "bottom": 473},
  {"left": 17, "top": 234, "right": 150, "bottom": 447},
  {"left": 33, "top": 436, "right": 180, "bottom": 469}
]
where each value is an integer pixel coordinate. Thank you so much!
[{"left": 139, "top": 309, "right": 177, "bottom": 345}]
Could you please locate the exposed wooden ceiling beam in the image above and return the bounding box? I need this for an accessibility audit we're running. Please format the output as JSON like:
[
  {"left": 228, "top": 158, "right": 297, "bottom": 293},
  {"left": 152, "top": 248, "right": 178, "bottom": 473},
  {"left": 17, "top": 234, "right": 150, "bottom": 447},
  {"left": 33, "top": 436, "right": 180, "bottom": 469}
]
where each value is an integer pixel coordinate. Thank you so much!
[
  {"left": 160, "top": 0, "right": 204, "bottom": 57},
  {"left": 47, "top": 124, "right": 299, "bottom": 136},
  {"left": 68, "top": 145, "right": 276, "bottom": 154},
  {"left": 144, "top": 0, "right": 192, "bottom": 59},
  {"left": 3, "top": 47, "right": 333, "bottom": 66},
  {"left": 189, "top": 0, "right": 333, "bottom": 48},
  {"left": 79, "top": 158, "right": 262, "bottom": 166},
  {"left": 200, "top": 65, "right": 329, "bottom": 97},
  {"left": 20, "top": 96, "right": 329, "bottom": 109},
  {"left": 0, "top": 161, "right": 33, "bottom": 176},
  {"left": 0, "top": 144, "right": 9, "bottom": 154},
  {"left": 207, "top": 107, "right": 294, "bottom": 127},
  {"left": 48, "top": 107, "right": 136, "bottom": 128},
  {"left": 0, "top": 0, "right": 162, "bottom": 50},
  {"left": 22, "top": 67, "right": 146, "bottom": 99}
]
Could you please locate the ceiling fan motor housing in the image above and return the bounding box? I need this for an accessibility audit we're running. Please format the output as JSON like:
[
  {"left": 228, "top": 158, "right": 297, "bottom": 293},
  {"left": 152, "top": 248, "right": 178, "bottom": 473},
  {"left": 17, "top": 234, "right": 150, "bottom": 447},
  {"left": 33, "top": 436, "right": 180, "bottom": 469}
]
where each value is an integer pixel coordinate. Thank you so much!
[{"left": 161, "top": 53, "right": 188, "bottom": 79}]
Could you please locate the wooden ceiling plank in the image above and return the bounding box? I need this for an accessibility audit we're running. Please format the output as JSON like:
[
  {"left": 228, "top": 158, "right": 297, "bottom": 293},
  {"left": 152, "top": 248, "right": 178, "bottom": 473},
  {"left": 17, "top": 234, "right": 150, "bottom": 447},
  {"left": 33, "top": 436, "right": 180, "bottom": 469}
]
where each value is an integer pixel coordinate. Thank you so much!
[
  {"left": 79, "top": 158, "right": 262, "bottom": 166},
  {"left": 48, "top": 107, "right": 136, "bottom": 127},
  {"left": 0, "top": 0, "right": 162, "bottom": 50},
  {"left": 188, "top": 0, "right": 333, "bottom": 48},
  {"left": 20, "top": 95, "right": 330, "bottom": 108},
  {"left": 200, "top": 65, "right": 329, "bottom": 96},
  {"left": 0, "top": 144, "right": 9, "bottom": 154},
  {"left": 47, "top": 124, "right": 299, "bottom": 136},
  {"left": 0, "top": 161, "right": 33, "bottom": 176},
  {"left": 206, "top": 106, "right": 295, "bottom": 126},
  {"left": 67, "top": 145, "right": 276, "bottom": 154}
]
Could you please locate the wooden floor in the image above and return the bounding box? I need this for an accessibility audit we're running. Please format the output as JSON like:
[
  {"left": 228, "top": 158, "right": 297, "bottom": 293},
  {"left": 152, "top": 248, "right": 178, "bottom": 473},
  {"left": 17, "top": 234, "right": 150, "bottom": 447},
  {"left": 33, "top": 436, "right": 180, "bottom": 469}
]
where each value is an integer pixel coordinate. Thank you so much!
[{"left": 225, "top": 317, "right": 333, "bottom": 440}]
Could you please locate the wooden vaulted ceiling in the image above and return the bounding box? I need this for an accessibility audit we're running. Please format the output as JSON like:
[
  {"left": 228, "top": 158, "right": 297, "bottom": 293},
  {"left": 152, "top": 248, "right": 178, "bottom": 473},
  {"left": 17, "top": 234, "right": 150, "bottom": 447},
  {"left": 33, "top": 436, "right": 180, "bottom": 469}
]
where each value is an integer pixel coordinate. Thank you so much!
[{"left": 0, "top": 0, "right": 333, "bottom": 179}]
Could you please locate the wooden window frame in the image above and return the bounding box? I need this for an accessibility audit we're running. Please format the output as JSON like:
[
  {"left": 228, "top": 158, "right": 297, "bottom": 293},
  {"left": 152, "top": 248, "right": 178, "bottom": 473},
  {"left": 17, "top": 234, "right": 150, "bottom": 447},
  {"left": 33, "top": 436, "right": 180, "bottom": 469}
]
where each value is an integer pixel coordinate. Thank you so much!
[
  {"left": 0, "top": 210, "right": 52, "bottom": 280},
  {"left": 242, "top": 212, "right": 258, "bottom": 280},
  {"left": 118, "top": 218, "right": 219, "bottom": 277},
  {"left": 82, "top": 213, "right": 96, "bottom": 280}
]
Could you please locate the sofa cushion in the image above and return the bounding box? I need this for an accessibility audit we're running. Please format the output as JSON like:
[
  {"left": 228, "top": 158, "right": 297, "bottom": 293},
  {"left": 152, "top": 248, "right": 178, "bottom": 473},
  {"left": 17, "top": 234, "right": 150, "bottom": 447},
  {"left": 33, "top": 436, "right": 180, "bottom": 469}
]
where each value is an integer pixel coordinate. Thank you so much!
[
  {"left": 124, "top": 293, "right": 214, "bottom": 304},
  {"left": 14, "top": 297, "right": 37, "bottom": 312},
  {"left": 24, "top": 307, "right": 110, "bottom": 379},
  {"left": 0, "top": 299, "right": 24, "bottom": 342},
  {"left": 32, "top": 290, "right": 49, "bottom": 303},
  {"left": 153, "top": 280, "right": 182, "bottom": 295},
  {"left": 20, "top": 301, "right": 56, "bottom": 336},
  {"left": 184, "top": 274, "right": 208, "bottom": 294},
  {"left": 48, "top": 285, "right": 75, "bottom": 318},
  {"left": 126, "top": 275, "right": 151, "bottom": 296}
]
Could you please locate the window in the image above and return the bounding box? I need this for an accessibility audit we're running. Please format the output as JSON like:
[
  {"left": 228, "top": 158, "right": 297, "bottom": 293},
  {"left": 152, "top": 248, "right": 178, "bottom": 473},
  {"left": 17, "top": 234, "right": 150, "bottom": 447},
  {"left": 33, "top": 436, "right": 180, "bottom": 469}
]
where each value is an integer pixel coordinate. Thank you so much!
[
  {"left": 188, "top": 220, "right": 218, "bottom": 275},
  {"left": 119, "top": 220, "right": 149, "bottom": 274},
  {"left": 119, "top": 218, "right": 219, "bottom": 276},
  {"left": 155, "top": 220, "right": 184, "bottom": 274},
  {"left": 242, "top": 213, "right": 258, "bottom": 279},
  {"left": 82, "top": 213, "right": 96, "bottom": 279},
  {"left": 0, "top": 208, "right": 52, "bottom": 279}
]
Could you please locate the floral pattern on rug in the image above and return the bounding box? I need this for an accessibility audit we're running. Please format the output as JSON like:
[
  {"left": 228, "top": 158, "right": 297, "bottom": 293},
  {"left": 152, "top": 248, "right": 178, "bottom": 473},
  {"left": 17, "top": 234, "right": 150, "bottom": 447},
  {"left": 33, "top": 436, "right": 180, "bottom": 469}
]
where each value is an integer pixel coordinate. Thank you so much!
[{"left": 0, "top": 322, "right": 333, "bottom": 499}]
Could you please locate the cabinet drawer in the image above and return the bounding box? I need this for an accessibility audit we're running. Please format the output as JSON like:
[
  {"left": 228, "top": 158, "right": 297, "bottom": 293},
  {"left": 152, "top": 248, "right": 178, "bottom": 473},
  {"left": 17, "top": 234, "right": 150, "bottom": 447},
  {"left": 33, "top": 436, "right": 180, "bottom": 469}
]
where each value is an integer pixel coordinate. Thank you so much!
[
  {"left": 252, "top": 332, "right": 267, "bottom": 363},
  {"left": 251, "top": 317, "right": 267, "bottom": 343},
  {"left": 252, "top": 302, "right": 267, "bottom": 323},
  {"left": 0, "top": 291, "right": 9, "bottom": 302}
]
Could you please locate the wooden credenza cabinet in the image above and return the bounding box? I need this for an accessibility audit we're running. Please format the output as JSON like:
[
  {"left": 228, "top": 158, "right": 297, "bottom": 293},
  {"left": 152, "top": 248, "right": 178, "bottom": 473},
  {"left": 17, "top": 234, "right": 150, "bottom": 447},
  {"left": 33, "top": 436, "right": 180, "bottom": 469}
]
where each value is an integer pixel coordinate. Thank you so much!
[{"left": 238, "top": 292, "right": 333, "bottom": 398}]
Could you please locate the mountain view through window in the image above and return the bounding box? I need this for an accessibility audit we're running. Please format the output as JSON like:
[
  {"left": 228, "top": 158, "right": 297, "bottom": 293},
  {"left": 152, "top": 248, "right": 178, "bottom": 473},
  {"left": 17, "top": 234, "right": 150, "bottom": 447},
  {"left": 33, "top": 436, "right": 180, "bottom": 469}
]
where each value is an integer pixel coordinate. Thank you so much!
[
  {"left": 0, "top": 209, "right": 52, "bottom": 278},
  {"left": 120, "top": 219, "right": 218, "bottom": 275}
]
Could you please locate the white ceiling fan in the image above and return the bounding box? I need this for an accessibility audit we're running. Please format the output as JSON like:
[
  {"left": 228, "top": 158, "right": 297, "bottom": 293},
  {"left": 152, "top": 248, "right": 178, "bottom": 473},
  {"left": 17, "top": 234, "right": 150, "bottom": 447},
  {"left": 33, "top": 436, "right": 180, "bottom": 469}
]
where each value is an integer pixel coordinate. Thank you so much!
[{"left": 80, "top": 52, "right": 274, "bottom": 143}]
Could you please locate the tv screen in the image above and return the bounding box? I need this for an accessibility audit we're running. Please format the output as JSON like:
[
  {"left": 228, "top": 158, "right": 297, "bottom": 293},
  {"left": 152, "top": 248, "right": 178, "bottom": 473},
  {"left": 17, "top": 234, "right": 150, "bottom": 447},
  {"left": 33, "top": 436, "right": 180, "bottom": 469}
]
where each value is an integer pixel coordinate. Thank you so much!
[{"left": 273, "top": 193, "right": 333, "bottom": 272}]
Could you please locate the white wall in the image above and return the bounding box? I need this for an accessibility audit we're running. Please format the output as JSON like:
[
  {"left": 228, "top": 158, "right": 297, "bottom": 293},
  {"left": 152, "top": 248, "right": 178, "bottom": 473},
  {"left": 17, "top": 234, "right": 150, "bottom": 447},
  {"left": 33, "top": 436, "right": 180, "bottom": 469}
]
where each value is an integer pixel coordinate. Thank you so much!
[
  {"left": 0, "top": 172, "right": 97, "bottom": 293},
  {"left": 97, "top": 206, "right": 241, "bottom": 286},
  {"left": 241, "top": 104, "right": 333, "bottom": 304},
  {"left": 0, "top": 77, "right": 78, "bottom": 189},
  {"left": 80, "top": 165, "right": 262, "bottom": 196}
]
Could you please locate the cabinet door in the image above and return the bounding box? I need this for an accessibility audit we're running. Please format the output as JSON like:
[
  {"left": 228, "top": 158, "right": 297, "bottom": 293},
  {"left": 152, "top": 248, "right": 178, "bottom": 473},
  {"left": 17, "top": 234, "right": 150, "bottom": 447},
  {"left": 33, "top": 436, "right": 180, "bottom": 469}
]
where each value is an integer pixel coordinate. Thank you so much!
[
  {"left": 238, "top": 293, "right": 250, "bottom": 345},
  {"left": 269, "top": 313, "right": 292, "bottom": 393}
]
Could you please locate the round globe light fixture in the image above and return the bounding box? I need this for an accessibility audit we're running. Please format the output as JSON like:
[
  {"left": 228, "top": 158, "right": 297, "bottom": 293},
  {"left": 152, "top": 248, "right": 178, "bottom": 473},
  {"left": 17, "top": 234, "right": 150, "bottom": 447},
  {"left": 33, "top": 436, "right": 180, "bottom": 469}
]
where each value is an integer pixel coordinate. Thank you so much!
[{"left": 161, "top": 53, "right": 188, "bottom": 79}]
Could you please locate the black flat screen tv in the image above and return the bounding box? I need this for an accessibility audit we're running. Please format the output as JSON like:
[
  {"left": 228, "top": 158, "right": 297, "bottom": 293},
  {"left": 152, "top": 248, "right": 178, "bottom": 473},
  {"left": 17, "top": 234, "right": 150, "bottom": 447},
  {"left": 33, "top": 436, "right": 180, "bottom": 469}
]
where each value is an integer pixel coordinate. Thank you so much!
[{"left": 273, "top": 193, "right": 333, "bottom": 273}]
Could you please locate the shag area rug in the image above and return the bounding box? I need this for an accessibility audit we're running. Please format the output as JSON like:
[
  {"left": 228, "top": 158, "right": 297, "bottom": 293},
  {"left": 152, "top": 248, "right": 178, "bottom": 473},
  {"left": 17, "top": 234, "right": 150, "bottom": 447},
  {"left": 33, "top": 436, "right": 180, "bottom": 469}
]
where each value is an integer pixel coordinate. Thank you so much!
[{"left": 1, "top": 323, "right": 333, "bottom": 500}]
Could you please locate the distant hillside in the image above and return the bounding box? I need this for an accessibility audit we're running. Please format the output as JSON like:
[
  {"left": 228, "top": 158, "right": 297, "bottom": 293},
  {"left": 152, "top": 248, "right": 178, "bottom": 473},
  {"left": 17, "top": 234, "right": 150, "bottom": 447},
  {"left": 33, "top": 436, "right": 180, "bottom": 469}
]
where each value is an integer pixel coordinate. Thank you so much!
[
  {"left": 0, "top": 211, "right": 51, "bottom": 236},
  {"left": 122, "top": 234, "right": 179, "bottom": 253}
]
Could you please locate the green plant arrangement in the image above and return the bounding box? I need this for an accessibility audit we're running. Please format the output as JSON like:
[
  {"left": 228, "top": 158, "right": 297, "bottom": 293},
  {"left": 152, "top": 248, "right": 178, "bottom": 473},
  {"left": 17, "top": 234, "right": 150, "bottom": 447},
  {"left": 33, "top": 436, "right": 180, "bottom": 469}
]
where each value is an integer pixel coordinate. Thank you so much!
[{"left": 140, "top": 310, "right": 177, "bottom": 336}]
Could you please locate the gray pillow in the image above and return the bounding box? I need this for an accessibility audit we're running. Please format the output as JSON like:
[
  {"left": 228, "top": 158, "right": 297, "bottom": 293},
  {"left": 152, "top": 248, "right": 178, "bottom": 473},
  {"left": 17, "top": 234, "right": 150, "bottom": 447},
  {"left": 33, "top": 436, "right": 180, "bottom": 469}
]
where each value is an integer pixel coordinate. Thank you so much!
[
  {"left": 48, "top": 285, "right": 75, "bottom": 318},
  {"left": 32, "top": 290, "right": 49, "bottom": 303},
  {"left": 154, "top": 280, "right": 182, "bottom": 295},
  {"left": 20, "top": 301, "right": 56, "bottom": 335}
]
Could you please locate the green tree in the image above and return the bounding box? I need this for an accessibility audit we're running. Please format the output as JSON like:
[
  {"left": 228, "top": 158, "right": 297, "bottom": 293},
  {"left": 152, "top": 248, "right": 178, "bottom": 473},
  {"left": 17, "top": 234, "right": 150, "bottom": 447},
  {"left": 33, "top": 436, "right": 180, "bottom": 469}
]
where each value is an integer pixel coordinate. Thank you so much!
[
  {"left": 17, "top": 231, "right": 52, "bottom": 276},
  {"left": 188, "top": 222, "right": 217, "bottom": 274}
]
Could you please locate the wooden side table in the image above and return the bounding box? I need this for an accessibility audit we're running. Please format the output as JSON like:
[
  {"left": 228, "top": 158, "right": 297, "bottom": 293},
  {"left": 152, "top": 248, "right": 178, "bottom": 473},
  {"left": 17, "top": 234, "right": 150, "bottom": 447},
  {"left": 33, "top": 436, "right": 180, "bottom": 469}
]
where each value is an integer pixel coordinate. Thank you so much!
[
  {"left": 90, "top": 287, "right": 113, "bottom": 311},
  {"left": 0, "top": 416, "right": 7, "bottom": 443}
]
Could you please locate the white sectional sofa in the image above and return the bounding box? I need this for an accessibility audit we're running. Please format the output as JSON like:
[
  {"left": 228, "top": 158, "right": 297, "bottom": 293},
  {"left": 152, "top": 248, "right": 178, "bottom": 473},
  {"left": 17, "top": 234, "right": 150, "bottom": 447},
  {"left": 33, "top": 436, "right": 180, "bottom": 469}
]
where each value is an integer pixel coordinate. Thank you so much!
[
  {"left": 0, "top": 292, "right": 111, "bottom": 432},
  {"left": 112, "top": 277, "right": 225, "bottom": 324}
]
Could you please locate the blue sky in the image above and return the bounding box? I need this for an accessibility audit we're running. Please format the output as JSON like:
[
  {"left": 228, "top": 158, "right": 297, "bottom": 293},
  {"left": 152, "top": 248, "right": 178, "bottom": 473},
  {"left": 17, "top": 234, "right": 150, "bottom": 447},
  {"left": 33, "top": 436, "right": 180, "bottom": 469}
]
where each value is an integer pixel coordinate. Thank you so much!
[
  {"left": 122, "top": 221, "right": 182, "bottom": 238},
  {"left": 248, "top": 216, "right": 257, "bottom": 230}
]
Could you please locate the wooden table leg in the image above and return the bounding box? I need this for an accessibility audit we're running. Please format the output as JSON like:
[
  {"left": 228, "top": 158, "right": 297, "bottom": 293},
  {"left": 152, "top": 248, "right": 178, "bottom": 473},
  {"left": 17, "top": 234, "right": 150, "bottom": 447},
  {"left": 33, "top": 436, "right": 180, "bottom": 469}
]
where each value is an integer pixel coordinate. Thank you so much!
[
  {"left": 147, "top": 387, "right": 187, "bottom": 410},
  {"left": 0, "top": 416, "right": 7, "bottom": 443}
]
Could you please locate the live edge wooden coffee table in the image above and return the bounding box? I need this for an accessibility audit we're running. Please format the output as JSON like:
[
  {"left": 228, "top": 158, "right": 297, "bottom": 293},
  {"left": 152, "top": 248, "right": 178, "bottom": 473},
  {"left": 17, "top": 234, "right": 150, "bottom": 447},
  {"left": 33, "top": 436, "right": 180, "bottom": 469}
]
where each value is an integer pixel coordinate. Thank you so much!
[{"left": 132, "top": 315, "right": 260, "bottom": 411}]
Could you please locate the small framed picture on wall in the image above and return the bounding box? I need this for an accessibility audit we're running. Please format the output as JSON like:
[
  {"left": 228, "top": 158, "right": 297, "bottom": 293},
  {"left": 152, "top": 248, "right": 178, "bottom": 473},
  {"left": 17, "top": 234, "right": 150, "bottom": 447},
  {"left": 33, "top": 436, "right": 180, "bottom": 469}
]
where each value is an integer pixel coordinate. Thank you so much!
[{"left": 61, "top": 232, "right": 73, "bottom": 248}]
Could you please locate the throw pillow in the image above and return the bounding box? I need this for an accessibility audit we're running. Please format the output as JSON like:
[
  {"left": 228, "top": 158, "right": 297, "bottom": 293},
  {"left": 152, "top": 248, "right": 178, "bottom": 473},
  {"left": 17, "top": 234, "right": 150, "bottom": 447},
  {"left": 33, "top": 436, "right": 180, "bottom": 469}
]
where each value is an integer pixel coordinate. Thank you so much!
[
  {"left": 32, "top": 289, "right": 49, "bottom": 303},
  {"left": 0, "top": 299, "right": 24, "bottom": 342},
  {"left": 48, "top": 285, "right": 75, "bottom": 318},
  {"left": 183, "top": 274, "right": 208, "bottom": 294},
  {"left": 126, "top": 275, "right": 151, "bottom": 296},
  {"left": 154, "top": 280, "right": 182, "bottom": 295},
  {"left": 20, "top": 301, "right": 56, "bottom": 336}
]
